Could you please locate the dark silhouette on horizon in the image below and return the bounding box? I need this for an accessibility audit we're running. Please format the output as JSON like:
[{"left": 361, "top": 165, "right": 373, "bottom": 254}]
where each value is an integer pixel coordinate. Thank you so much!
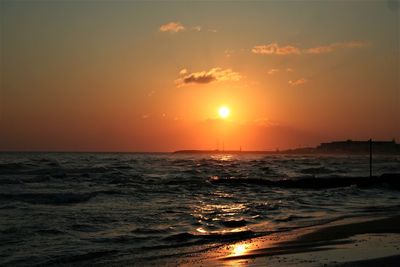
[{"left": 174, "top": 139, "right": 400, "bottom": 155}]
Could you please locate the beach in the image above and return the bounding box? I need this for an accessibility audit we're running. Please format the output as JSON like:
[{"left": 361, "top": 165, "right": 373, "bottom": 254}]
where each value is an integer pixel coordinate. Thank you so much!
[{"left": 180, "top": 215, "right": 400, "bottom": 267}]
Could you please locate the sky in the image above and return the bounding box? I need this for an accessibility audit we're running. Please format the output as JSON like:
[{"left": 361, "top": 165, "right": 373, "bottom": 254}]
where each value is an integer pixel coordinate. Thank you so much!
[{"left": 0, "top": 0, "right": 399, "bottom": 152}]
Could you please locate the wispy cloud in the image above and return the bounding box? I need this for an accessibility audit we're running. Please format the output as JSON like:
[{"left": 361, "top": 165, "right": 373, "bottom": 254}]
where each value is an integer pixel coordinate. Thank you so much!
[
  {"left": 252, "top": 43, "right": 301, "bottom": 55},
  {"left": 192, "top": 26, "right": 201, "bottom": 31},
  {"left": 288, "top": 78, "right": 308, "bottom": 86},
  {"left": 253, "top": 41, "right": 369, "bottom": 56},
  {"left": 159, "top": 22, "right": 210, "bottom": 33},
  {"left": 224, "top": 49, "right": 235, "bottom": 58},
  {"left": 305, "top": 41, "right": 370, "bottom": 54},
  {"left": 267, "top": 69, "right": 280, "bottom": 75},
  {"left": 267, "top": 68, "right": 294, "bottom": 75},
  {"left": 159, "top": 22, "right": 185, "bottom": 33},
  {"left": 175, "top": 68, "right": 241, "bottom": 87}
]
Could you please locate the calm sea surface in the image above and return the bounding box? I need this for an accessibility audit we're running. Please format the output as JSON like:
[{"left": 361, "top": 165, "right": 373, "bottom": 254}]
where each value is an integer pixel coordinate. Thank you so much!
[{"left": 1, "top": 153, "right": 399, "bottom": 266}]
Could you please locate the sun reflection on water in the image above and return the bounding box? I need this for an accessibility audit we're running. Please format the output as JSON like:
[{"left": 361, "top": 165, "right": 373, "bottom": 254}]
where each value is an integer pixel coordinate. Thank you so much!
[
  {"left": 232, "top": 243, "right": 247, "bottom": 256},
  {"left": 211, "top": 154, "right": 234, "bottom": 161},
  {"left": 196, "top": 227, "right": 207, "bottom": 233}
]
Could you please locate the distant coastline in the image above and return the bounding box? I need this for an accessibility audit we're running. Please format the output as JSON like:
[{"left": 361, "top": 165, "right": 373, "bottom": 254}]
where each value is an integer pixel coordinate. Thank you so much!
[
  {"left": 173, "top": 149, "right": 278, "bottom": 154},
  {"left": 174, "top": 139, "right": 400, "bottom": 155}
]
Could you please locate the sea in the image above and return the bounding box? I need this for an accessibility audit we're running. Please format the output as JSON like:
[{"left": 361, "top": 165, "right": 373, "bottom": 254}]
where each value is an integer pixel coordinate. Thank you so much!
[{"left": 1, "top": 152, "right": 400, "bottom": 266}]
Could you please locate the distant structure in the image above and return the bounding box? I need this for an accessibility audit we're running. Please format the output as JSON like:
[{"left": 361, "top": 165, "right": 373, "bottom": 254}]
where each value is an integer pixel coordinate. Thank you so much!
[
  {"left": 317, "top": 139, "right": 400, "bottom": 154},
  {"left": 174, "top": 139, "right": 400, "bottom": 155}
]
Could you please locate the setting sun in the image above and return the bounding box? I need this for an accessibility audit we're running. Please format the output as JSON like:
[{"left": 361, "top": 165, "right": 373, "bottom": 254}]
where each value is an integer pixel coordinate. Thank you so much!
[{"left": 218, "top": 106, "right": 230, "bottom": 119}]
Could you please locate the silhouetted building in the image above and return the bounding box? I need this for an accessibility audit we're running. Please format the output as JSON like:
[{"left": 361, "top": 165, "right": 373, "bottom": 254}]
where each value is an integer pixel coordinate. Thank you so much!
[{"left": 317, "top": 139, "right": 400, "bottom": 154}]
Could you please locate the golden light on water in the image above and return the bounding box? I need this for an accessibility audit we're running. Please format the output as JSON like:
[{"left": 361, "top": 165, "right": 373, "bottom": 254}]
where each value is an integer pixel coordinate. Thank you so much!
[
  {"left": 210, "top": 154, "right": 233, "bottom": 161},
  {"left": 196, "top": 227, "right": 207, "bottom": 233},
  {"left": 232, "top": 244, "right": 247, "bottom": 256}
]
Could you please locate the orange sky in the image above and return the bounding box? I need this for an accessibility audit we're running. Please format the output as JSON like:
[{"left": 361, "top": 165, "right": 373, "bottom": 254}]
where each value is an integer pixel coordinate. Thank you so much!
[{"left": 0, "top": 1, "right": 399, "bottom": 151}]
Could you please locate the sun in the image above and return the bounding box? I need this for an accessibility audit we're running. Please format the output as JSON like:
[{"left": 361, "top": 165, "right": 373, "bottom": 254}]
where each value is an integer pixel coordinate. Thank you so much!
[{"left": 218, "top": 106, "right": 230, "bottom": 119}]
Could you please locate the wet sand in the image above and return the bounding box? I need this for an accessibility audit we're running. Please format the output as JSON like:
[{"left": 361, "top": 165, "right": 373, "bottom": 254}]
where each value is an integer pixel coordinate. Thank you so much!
[{"left": 182, "top": 215, "right": 400, "bottom": 266}]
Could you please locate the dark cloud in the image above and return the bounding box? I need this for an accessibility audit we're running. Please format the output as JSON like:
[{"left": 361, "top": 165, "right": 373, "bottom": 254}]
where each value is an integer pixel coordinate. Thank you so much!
[
  {"left": 175, "top": 68, "right": 241, "bottom": 87},
  {"left": 183, "top": 73, "right": 216, "bottom": 84}
]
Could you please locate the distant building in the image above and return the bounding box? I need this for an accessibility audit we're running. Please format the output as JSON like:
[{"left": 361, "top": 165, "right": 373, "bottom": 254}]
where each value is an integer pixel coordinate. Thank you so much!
[{"left": 317, "top": 139, "right": 400, "bottom": 154}]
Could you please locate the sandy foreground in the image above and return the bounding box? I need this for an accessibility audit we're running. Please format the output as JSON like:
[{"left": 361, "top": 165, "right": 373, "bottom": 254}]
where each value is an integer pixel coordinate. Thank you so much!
[{"left": 159, "top": 215, "right": 400, "bottom": 267}]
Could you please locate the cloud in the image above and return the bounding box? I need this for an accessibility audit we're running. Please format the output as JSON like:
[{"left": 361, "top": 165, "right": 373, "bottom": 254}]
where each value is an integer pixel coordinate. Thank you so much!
[
  {"left": 252, "top": 43, "right": 301, "bottom": 55},
  {"left": 267, "top": 69, "right": 280, "bottom": 75},
  {"left": 267, "top": 68, "right": 294, "bottom": 75},
  {"left": 340, "top": 40, "right": 370, "bottom": 48},
  {"left": 179, "top": 68, "right": 188, "bottom": 75},
  {"left": 306, "top": 46, "right": 334, "bottom": 54},
  {"left": 159, "top": 23, "right": 209, "bottom": 33},
  {"left": 192, "top": 26, "right": 202, "bottom": 31},
  {"left": 288, "top": 78, "right": 308, "bottom": 86},
  {"left": 252, "top": 41, "right": 369, "bottom": 56},
  {"left": 305, "top": 41, "right": 370, "bottom": 54},
  {"left": 224, "top": 49, "right": 234, "bottom": 58},
  {"left": 159, "top": 22, "right": 185, "bottom": 33},
  {"left": 175, "top": 67, "right": 241, "bottom": 87},
  {"left": 182, "top": 74, "right": 216, "bottom": 84}
]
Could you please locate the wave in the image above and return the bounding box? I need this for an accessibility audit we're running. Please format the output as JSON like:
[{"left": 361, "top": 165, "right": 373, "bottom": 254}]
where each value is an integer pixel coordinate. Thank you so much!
[
  {"left": 70, "top": 224, "right": 103, "bottom": 232},
  {"left": 131, "top": 227, "right": 169, "bottom": 235},
  {"left": 360, "top": 204, "right": 400, "bottom": 213},
  {"left": 107, "top": 174, "right": 141, "bottom": 184},
  {"left": 300, "top": 166, "right": 337, "bottom": 174},
  {"left": 219, "top": 219, "right": 248, "bottom": 228},
  {"left": 0, "top": 190, "right": 120, "bottom": 205},
  {"left": 0, "top": 175, "right": 54, "bottom": 185},
  {"left": 0, "top": 162, "right": 119, "bottom": 178},
  {"left": 36, "top": 228, "right": 65, "bottom": 235},
  {"left": 274, "top": 215, "right": 312, "bottom": 222},
  {"left": 0, "top": 177, "right": 23, "bottom": 184},
  {"left": 164, "top": 229, "right": 256, "bottom": 243},
  {"left": 210, "top": 173, "right": 400, "bottom": 189},
  {"left": 33, "top": 250, "right": 118, "bottom": 266},
  {"left": 0, "top": 162, "right": 34, "bottom": 174}
]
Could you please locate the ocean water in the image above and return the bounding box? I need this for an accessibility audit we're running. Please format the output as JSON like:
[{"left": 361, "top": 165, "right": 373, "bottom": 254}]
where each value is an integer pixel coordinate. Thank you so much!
[{"left": 1, "top": 152, "right": 400, "bottom": 266}]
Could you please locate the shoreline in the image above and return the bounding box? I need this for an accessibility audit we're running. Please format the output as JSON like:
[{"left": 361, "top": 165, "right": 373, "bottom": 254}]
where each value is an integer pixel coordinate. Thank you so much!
[{"left": 177, "top": 215, "right": 400, "bottom": 266}]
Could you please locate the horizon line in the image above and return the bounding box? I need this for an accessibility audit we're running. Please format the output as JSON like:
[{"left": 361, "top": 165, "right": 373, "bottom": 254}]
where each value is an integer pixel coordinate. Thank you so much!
[{"left": 0, "top": 139, "right": 397, "bottom": 154}]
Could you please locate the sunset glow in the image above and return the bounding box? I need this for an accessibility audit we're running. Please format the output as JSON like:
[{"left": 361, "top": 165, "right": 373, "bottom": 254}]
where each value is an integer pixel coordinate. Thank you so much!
[
  {"left": 0, "top": 1, "right": 398, "bottom": 152},
  {"left": 218, "top": 106, "right": 230, "bottom": 119}
]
